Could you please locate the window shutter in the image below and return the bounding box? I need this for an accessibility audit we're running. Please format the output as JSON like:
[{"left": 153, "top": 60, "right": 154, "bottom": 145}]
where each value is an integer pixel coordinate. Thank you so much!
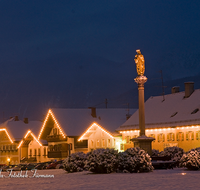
[
  {"left": 167, "top": 133, "right": 169, "bottom": 141},
  {"left": 157, "top": 134, "right": 160, "bottom": 142},
  {"left": 182, "top": 132, "right": 184, "bottom": 141},
  {"left": 172, "top": 133, "right": 175, "bottom": 141}
]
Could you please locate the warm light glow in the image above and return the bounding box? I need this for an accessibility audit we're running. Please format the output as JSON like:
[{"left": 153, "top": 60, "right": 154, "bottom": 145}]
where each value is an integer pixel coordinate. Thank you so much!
[
  {"left": 18, "top": 130, "right": 42, "bottom": 149},
  {"left": 38, "top": 109, "right": 66, "bottom": 140},
  {"left": 7, "top": 158, "right": 10, "bottom": 162},
  {"left": 119, "top": 125, "right": 200, "bottom": 134},
  {"left": 0, "top": 128, "right": 13, "bottom": 143},
  {"left": 78, "top": 122, "right": 114, "bottom": 141},
  {"left": 181, "top": 173, "right": 186, "bottom": 175}
]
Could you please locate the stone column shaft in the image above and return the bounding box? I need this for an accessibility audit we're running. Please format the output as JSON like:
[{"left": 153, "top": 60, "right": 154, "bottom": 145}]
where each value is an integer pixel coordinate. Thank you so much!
[{"left": 138, "top": 83, "right": 145, "bottom": 136}]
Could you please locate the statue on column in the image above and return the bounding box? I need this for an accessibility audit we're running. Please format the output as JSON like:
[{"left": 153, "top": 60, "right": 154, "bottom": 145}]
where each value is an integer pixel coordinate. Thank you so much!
[{"left": 134, "top": 49, "right": 145, "bottom": 76}]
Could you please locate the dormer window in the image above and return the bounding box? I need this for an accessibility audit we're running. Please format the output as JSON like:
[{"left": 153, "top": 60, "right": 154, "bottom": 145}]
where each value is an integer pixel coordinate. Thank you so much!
[
  {"left": 191, "top": 108, "right": 199, "bottom": 114},
  {"left": 171, "top": 112, "right": 178, "bottom": 117}
]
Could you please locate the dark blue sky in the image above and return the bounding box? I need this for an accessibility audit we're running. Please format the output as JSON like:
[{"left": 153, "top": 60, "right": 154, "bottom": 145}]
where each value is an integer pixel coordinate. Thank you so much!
[
  {"left": 1, "top": 0, "right": 200, "bottom": 78},
  {"left": 0, "top": 0, "right": 200, "bottom": 120}
]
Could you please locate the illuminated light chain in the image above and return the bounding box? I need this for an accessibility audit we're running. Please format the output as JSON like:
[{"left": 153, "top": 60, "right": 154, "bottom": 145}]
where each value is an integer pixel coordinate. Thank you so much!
[
  {"left": 0, "top": 128, "right": 13, "bottom": 144},
  {"left": 119, "top": 125, "right": 200, "bottom": 134},
  {"left": 38, "top": 109, "right": 66, "bottom": 140},
  {"left": 17, "top": 140, "right": 23, "bottom": 149},
  {"left": 78, "top": 122, "right": 114, "bottom": 141},
  {"left": 18, "top": 130, "right": 42, "bottom": 149}
]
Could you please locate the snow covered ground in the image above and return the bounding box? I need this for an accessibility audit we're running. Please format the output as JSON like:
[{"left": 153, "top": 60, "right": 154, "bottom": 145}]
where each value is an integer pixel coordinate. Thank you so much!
[{"left": 0, "top": 168, "right": 200, "bottom": 190}]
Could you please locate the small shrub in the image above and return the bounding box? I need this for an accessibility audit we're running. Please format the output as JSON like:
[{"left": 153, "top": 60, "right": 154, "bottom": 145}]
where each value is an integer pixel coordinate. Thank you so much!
[
  {"left": 63, "top": 152, "right": 86, "bottom": 173},
  {"left": 85, "top": 148, "right": 118, "bottom": 174},
  {"left": 180, "top": 150, "right": 200, "bottom": 170},
  {"left": 159, "top": 146, "right": 184, "bottom": 165},
  {"left": 117, "top": 147, "right": 153, "bottom": 173}
]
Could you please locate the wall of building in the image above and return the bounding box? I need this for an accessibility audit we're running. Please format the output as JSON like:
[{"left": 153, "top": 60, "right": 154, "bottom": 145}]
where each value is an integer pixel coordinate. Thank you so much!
[
  {"left": 27, "top": 140, "right": 50, "bottom": 163},
  {"left": 87, "top": 127, "right": 120, "bottom": 152},
  {"left": 121, "top": 125, "right": 200, "bottom": 152},
  {"left": 0, "top": 131, "right": 19, "bottom": 164}
]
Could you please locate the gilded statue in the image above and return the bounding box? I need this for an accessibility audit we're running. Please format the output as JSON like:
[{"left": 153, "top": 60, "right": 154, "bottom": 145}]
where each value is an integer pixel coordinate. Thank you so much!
[{"left": 134, "top": 49, "right": 145, "bottom": 76}]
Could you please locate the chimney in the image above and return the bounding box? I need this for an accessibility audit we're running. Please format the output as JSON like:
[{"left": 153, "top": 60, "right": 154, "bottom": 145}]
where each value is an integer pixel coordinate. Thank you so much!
[
  {"left": 88, "top": 107, "right": 97, "bottom": 118},
  {"left": 24, "top": 118, "right": 28, "bottom": 124},
  {"left": 14, "top": 116, "right": 19, "bottom": 121},
  {"left": 126, "top": 114, "right": 131, "bottom": 120},
  {"left": 184, "top": 82, "right": 194, "bottom": 98},
  {"left": 171, "top": 86, "right": 180, "bottom": 94}
]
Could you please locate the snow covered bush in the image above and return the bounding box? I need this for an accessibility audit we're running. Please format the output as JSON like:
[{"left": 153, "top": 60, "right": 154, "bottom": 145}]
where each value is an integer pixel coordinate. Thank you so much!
[
  {"left": 63, "top": 152, "right": 86, "bottom": 173},
  {"left": 85, "top": 148, "right": 118, "bottom": 174},
  {"left": 159, "top": 146, "right": 184, "bottom": 164},
  {"left": 117, "top": 147, "right": 153, "bottom": 173},
  {"left": 152, "top": 149, "right": 159, "bottom": 157},
  {"left": 180, "top": 150, "right": 200, "bottom": 170}
]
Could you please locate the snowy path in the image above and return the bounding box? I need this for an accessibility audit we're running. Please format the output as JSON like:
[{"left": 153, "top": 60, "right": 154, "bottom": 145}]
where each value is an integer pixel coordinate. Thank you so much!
[{"left": 0, "top": 168, "right": 199, "bottom": 190}]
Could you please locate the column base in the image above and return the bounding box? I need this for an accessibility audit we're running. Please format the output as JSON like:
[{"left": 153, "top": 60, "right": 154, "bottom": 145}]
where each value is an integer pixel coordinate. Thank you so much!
[{"left": 131, "top": 135, "right": 155, "bottom": 156}]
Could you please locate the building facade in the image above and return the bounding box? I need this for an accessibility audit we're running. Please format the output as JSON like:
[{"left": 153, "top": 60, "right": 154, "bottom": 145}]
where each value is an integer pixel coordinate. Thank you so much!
[{"left": 117, "top": 82, "right": 200, "bottom": 152}]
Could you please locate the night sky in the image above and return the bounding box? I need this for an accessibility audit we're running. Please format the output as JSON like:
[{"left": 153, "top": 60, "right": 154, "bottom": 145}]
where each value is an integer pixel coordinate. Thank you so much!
[{"left": 0, "top": 0, "right": 200, "bottom": 120}]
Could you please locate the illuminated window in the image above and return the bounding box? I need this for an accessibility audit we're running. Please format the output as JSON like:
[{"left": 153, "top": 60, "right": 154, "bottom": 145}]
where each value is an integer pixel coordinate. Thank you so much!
[
  {"left": 113, "top": 139, "right": 116, "bottom": 146},
  {"left": 149, "top": 134, "right": 155, "bottom": 142},
  {"left": 102, "top": 139, "right": 105, "bottom": 147},
  {"left": 96, "top": 139, "right": 100, "bottom": 147},
  {"left": 158, "top": 133, "right": 165, "bottom": 142},
  {"left": 186, "top": 131, "right": 194, "bottom": 141},
  {"left": 107, "top": 139, "right": 111, "bottom": 147},
  {"left": 3, "top": 146, "right": 5, "bottom": 150},
  {"left": 126, "top": 136, "right": 130, "bottom": 144},
  {"left": 120, "top": 144, "right": 124, "bottom": 151},
  {"left": 167, "top": 133, "right": 175, "bottom": 141},
  {"left": 70, "top": 143, "right": 72, "bottom": 150},
  {"left": 101, "top": 131, "right": 105, "bottom": 137},
  {"left": 30, "top": 149, "right": 32, "bottom": 157},
  {"left": 196, "top": 131, "right": 200, "bottom": 140},
  {"left": 176, "top": 132, "right": 184, "bottom": 141},
  {"left": 91, "top": 140, "right": 94, "bottom": 147},
  {"left": 44, "top": 147, "right": 46, "bottom": 156},
  {"left": 38, "top": 148, "right": 41, "bottom": 156},
  {"left": 34, "top": 149, "right": 37, "bottom": 156},
  {"left": 53, "top": 128, "right": 57, "bottom": 135}
]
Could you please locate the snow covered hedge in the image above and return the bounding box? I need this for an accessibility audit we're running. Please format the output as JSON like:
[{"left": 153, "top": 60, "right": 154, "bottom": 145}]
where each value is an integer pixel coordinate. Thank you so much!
[
  {"left": 180, "top": 150, "right": 200, "bottom": 170},
  {"left": 63, "top": 152, "right": 87, "bottom": 173},
  {"left": 85, "top": 148, "right": 118, "bottom": 174},
  {"left": 64, "top": 148, "right": 153, "bottom": 174},
  {"left": 117, "top": 147, "right": 153, "bottom": 173}
]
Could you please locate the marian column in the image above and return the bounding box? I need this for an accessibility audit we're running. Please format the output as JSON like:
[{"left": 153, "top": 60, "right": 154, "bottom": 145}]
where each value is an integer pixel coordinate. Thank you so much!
[{"left": 132, "top": 49, "right": 154, "bottom": 155}]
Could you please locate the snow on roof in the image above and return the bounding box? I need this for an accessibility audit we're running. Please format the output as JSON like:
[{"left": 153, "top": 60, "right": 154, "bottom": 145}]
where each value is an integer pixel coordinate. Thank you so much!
[
  {"left": 117, "top": 89, "right": 200, "bottom": 131},
  {"left": 49, "top": 108, "right": 136, "bottom": 136},
  {"left": 0, "top": 118, "right": 42, "bottom": 141}
]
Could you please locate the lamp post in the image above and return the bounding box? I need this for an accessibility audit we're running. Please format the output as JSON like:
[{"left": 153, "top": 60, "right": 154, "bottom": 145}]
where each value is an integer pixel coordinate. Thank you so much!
[{"left": 131, "top": 50, "right": 154, "bottom": 156}]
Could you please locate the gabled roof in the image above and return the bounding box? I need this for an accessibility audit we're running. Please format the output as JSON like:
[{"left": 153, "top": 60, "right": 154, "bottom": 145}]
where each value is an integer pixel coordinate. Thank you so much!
[
  {"left": 39, "top": 108, "right": 136, "bottom": 137},
  {"left": 0, "top": 118, "right": 42, "bottom": 142},
  {"left": 17, "top": 130, "right": 42, "bottom": 149},
  {"left": 117, "top": 89, "right": 200, "bottom": 131},
  {"left": 78, "top": 122, "right": 114, "bottom": 141}
]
